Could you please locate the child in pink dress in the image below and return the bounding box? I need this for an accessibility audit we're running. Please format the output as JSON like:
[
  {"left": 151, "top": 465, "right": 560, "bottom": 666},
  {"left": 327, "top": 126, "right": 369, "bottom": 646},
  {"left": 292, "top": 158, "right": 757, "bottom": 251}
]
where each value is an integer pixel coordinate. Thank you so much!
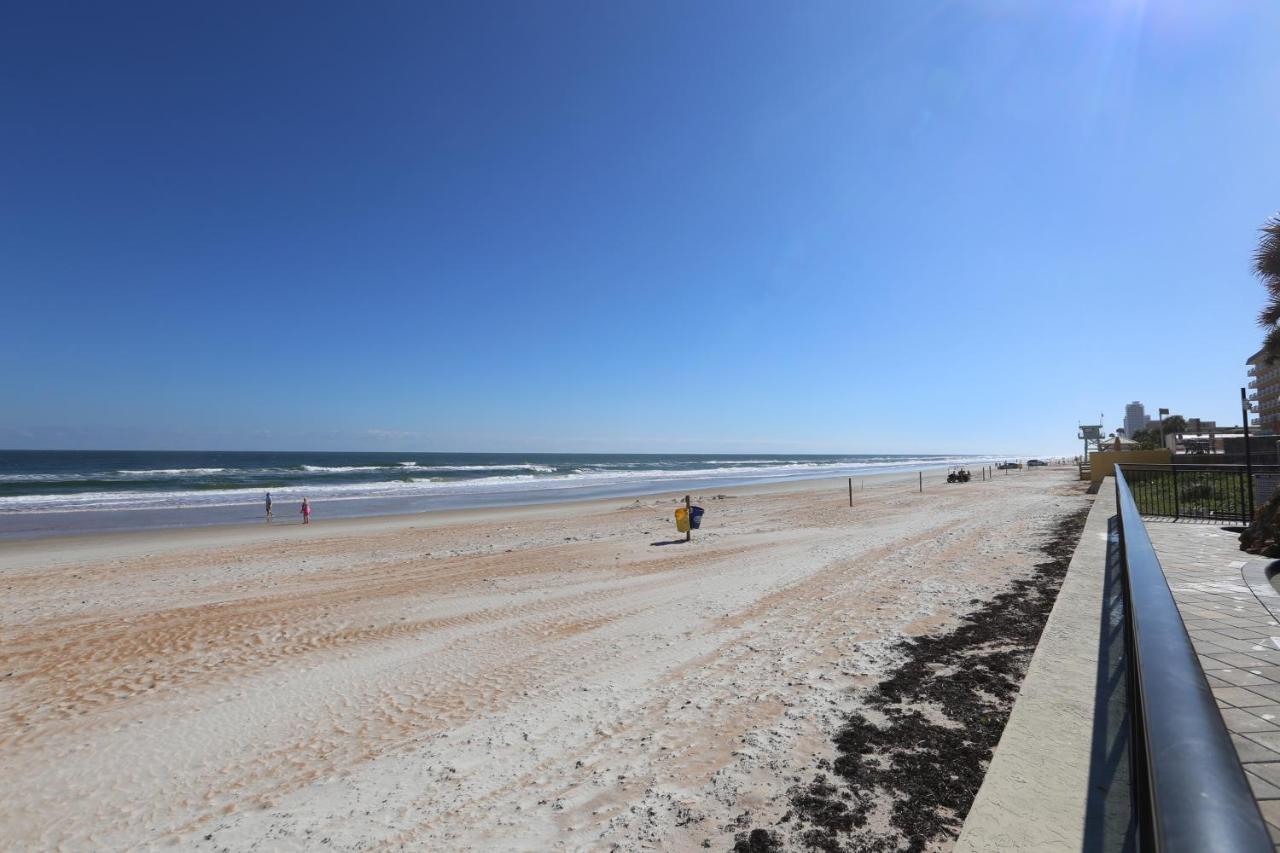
[{"left": 301, "top": 498, "right": 311, "bottom": 524}]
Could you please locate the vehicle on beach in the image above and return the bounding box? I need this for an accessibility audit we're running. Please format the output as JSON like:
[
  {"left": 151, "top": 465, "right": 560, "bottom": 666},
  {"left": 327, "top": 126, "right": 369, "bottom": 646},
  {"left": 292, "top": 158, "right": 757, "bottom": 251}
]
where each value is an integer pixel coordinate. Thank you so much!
[
  {"left": 996, "top": 462, "right": 1022, "bottom": 470},
  {"left": 1027, "top": 459, "right": 1048, "bottom": 467},
  {"left": 946, "top": 467, "right": 971, "bottom": 483}
]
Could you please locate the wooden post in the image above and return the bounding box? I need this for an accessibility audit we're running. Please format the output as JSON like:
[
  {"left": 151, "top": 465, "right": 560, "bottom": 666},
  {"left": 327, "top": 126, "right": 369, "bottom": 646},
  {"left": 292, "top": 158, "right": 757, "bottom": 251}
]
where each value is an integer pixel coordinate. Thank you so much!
[
  {"left": 685, "top": 494, "right": 691, "bottom": 542},
  {"left": 919, "top": 471, "right": 923, "bottom": 493},
  {"left": 848, "top": 477, "right": 853, "bottom": 507}
]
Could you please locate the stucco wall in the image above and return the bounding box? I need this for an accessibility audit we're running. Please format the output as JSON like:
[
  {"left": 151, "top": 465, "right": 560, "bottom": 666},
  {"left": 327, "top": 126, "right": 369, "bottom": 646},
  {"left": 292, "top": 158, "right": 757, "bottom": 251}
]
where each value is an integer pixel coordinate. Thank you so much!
[{"left": 1088, "top": 450, "right": 1173, "bottom": 486}]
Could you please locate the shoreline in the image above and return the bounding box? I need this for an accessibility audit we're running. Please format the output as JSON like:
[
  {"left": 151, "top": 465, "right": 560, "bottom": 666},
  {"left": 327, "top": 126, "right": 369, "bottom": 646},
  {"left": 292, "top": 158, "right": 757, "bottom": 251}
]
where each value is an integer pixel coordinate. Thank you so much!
[
  {"left": 0, "top": 463, "right": 1002, "bottom": 550},
  {"left": 0, "top": 452, "right": 1005, "bottom": 523}
]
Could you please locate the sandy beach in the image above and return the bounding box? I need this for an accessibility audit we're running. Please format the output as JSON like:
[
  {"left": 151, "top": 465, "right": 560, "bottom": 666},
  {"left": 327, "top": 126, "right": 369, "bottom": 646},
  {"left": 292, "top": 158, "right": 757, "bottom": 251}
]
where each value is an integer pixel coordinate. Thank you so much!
[{"left": 1, "top": 468, "right": 1087, "bottom": 851}]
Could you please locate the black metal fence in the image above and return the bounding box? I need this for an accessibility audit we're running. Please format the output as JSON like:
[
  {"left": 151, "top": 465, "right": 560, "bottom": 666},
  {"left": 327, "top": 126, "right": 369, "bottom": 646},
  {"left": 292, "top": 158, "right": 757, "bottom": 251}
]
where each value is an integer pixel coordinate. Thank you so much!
[
  {"left": 1118, "top": 464, "right": 1271, "bottom": 523},
  {"left": 1114, "top": 467, "right": 1272, "bottom": 851}
]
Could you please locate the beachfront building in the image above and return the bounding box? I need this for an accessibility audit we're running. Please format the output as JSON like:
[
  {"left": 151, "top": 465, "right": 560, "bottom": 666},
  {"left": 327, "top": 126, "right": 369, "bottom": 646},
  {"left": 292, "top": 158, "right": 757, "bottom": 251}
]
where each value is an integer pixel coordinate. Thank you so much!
[
  {"left": 1123, "top": 402, "right": 1146, "bottom": 438},
  {"left": 1248, "top": 349, "right": 1280, "bottom": 433}
]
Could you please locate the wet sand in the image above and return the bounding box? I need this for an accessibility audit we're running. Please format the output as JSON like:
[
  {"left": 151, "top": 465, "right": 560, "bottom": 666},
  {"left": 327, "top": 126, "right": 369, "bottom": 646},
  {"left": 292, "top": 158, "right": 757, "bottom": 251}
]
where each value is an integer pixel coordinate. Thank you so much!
[{"left": 1, "top": 468, "right": 1086, "bottom": 850}]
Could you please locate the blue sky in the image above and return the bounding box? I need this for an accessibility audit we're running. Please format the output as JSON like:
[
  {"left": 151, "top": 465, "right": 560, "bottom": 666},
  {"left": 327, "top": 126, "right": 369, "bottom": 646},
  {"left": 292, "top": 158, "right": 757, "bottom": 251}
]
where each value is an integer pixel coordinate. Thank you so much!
[{"left": 3, "top": 1, "right": 1278, "bottom": 455}]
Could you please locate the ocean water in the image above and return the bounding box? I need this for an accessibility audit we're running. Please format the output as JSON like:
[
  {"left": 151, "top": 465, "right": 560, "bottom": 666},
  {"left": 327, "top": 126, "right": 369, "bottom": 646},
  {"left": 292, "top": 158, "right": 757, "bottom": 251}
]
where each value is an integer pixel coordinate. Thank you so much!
[{"left": 0, "top": 450, "right": 990, "bottom": 538}]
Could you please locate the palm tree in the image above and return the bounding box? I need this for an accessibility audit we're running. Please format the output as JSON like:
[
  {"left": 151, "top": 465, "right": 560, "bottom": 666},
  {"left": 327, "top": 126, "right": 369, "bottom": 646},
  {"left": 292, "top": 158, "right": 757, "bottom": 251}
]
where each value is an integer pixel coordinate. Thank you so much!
[{"left": 1257, "top": 215, "right": 1280, "bottom": 361}]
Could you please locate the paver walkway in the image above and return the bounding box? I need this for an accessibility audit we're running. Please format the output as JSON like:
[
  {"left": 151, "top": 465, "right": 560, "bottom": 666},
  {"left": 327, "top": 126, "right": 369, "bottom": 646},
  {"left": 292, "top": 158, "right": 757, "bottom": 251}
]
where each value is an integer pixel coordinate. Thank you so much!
[{"left": 1146, "top": 521, "right": 1280, "bottom": 847}]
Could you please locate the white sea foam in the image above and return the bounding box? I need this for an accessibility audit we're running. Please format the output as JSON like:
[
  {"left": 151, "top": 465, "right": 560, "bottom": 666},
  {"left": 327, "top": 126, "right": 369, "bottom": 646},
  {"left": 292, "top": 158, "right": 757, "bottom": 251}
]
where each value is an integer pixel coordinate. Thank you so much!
[
  {"left": 0, "top": 473, "right": 89, "bottom": 483},
  {"left": 116, "top": 468, "right": 228, "bottom": 476},
  {"left": 298, "top": 463, "right": 556, "bottom": 474},
  {"left": 700, "top": 459, "right": 793, "bottom": 465},
  {"left": 416, "top": 464, "right": 557, "bottom": 473},
  {"left": 0, "top": 467, "right": 236, "bottom": 482}
]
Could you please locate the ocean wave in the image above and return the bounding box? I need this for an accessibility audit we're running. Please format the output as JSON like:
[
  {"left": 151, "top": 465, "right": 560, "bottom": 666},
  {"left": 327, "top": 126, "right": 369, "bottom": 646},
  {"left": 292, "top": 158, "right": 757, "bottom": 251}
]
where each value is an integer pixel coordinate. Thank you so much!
[
  {"left": 416, "top": 464, "right": 557, "bottom": 473},
  {"left": 699, "top": 459, "right": 794, "bottom": 465},
  {"left": 0, "top": 479, "right": 431, "bottom": 513},
  {"left": 116, "top": 468, "right": 228, "bottom": 476},
  {"left": 0, "top": 455, "right": 995, "bottom": 514},
  {"left": 0, "top": 472, "right": 91, "bottom": 483},
  {"left": 0, "top": 468, "right": 232, "bottom": 482},
  {"left": 298, "top": 463, "right": 556, "bottom": 474}
]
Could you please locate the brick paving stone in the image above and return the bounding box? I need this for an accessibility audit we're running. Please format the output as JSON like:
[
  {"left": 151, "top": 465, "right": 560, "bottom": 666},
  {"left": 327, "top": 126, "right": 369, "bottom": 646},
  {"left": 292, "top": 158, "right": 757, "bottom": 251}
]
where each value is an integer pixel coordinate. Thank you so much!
[
  {"left": 1234, "top": 733, "right": 1280, "bottom": 763},
  {"left": 1247, "top": 650, "right": 1280, "bottom": 666},
  {"left": 1219, "top": 638, "right": 1275, "bottom": 654},
  {"left": 1222, "top": 708, "right": 1280, "bottom": 733},
  {"left": 1248, "top": 732, "right": 1280, "bottom": 754},
  {"left": 1210, "top": 653, "right": 1273, "bottom": 668},
  {"left": 1190, "top": 629, "right": 1235, "bottom": 644},
  {"left": 1218, "top": 687, "right": 1277, "bottom": 708},
  {"left": 1216, "top": 670, "right": 1276, "bottom": 688},
  {"left": 1187, "top": 618, "right": 1234, "bottom": 630},
  {"left": 1259, "top": 799, "right": 1280, "bottom": 833},
  {"left": 1218, "top": 627, "right": 1273, "bottom": 641},
  {"left": 1145, "top": 522, "right": 1280, "bottom": 823},
  {"left": 1246, "top": 684, "right": 1280, "bottom": 703},
  {"left": 1247, "top": 771, "right": 1280, "bottom": 800},
  {"left": 1252, "top": 763, "right": 1280, "bottom": 789}
]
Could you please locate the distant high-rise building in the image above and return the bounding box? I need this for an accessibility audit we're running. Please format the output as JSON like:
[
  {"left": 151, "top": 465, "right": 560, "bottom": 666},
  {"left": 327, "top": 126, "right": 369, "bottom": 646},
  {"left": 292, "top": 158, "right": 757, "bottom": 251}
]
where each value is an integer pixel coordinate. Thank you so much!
[
  {"left": 1124, "top": 402, "right": 1147, "bottom": 438},
  {"left": 1248, "top": 350, "right": 1280, "bottom": 433}
]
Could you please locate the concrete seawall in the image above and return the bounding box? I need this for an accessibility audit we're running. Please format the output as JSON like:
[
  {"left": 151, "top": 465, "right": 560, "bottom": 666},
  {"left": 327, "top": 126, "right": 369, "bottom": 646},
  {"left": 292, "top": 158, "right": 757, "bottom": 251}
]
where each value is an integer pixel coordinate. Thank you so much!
[{"left": 957, "top": 481, "right": 1127, "bottom": 850}]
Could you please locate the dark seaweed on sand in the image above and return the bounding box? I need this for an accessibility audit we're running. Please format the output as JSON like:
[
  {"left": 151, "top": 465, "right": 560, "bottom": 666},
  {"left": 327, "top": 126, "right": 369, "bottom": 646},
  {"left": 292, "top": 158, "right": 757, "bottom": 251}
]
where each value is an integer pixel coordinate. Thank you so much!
[{"left": 735, "top": 504, "right": 1090, "bottom": 853}]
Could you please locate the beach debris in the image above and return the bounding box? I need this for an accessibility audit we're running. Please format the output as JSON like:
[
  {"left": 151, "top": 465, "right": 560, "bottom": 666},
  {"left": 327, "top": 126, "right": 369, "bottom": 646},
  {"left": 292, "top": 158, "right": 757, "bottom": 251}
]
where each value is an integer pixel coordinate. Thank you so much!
[
  {"left": 741, "top": 504, "right": 1090, "bottom": 851},
  {"left": 731, "top": 827, "right": 781, "bottom": 852}
]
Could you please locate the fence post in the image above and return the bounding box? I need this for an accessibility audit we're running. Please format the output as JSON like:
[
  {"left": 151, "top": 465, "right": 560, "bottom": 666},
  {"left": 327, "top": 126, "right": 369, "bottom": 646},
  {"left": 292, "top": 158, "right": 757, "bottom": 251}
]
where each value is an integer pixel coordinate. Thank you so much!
[
  {"left": 1240, "top": 469, "right": 1247, "bottom": 523},
  {"left": 1172, "top": 466, "right": 1180, "bottom": 521}
]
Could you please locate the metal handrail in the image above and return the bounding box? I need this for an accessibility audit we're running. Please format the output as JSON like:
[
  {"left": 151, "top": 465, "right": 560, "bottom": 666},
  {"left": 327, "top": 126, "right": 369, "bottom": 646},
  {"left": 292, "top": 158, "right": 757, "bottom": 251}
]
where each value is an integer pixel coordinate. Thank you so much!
[{"left": 1114, "top": 467, "right": 1272, "bottom": 851}]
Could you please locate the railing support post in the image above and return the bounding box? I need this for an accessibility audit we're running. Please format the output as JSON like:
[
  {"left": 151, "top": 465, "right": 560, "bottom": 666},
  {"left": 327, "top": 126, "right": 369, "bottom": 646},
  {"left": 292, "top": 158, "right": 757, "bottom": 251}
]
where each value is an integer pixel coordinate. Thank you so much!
[
  {"left": 1172, "top": 465, "right": 1180, "bottom": 521},
  {"left": 1241, "top": 469, "right": 1248, "bottom": 524}
]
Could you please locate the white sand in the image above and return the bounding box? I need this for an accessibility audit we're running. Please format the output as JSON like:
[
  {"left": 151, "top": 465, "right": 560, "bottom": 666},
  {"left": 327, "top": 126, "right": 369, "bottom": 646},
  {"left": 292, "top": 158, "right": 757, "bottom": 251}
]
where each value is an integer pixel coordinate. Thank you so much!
[{"left": 0, "top": 468, "right": 1086, "bottom": 850}]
